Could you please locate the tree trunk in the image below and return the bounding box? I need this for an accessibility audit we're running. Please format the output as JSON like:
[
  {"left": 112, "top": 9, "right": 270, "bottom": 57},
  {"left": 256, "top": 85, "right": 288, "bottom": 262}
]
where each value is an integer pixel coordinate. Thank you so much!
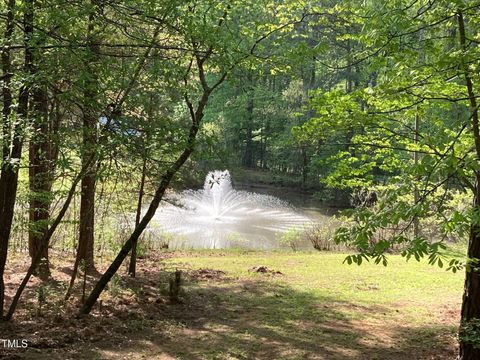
[
  {"left": 457, "top": 8, "right": 480, "bottom": 360},
  {"left": 78, "top": 170, "right": 96, "bottom": 269},
  {"left": 259, "top": 127, "right": 265, "bottom": 169},
  {"left": 243, "top": 97, "right": 254, "bottom": 168},
  {"left": 301, "top": 147, "right": 308, "bottom": 189},
  {"left": 460, "top": 192, "right": 480, "bottom": 359},
  {"left": 65, "top": 2, "right": 99, "bottom": 302},
  {"left": 29, "top": 88, "right": 59, "bottom": 278},
  {"left": 77, "top": 2, "right": 99, "bottom": 272},
  {"left": 0, "top": 0, "right": 33, "bottom": 318},
  {"left": 0, "top": 0, "right": 15, "bottom": 318},
  {"left": 413, "top": 112, "right": 420, "bottom": 238},
  {"left": 128, "top": 153, "right": 147, "bottom": 277}
]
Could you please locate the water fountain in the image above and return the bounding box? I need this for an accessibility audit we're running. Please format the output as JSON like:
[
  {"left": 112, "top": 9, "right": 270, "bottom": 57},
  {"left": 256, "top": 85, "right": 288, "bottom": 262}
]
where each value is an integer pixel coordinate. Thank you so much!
[{"left": 149, "top": 170, "right": 312, "bottom": 249}]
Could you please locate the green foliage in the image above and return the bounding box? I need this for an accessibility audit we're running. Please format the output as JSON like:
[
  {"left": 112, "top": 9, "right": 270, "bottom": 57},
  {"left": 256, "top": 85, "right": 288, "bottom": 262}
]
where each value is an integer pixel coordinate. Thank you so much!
[
  {"left": 303, "top": 217, "right": 344, "bottom": 251},
  {"left": 108, "top": 274, "right": 125, "bottom": 298},
  {"left": 278, "top": 227, "right": 302, "bottom": 251},
  {"left": 285, "top": 0, "right": 480, "bottom": 273},
  {"left": 460, "top": 319, "right": 480, "bottom": 350},
  {"left": 3, "top": 0, "right": 480, "bottom": 338}
]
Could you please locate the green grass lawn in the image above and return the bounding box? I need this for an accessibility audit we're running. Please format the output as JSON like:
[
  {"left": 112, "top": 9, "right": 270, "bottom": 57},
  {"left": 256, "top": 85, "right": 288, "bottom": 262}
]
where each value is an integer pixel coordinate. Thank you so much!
[
  {"left": 3, "top": 249, "right": 464, "bottom": 360},
  {"left": 152, "top": 249, "right": 464, "bottom": 360}
]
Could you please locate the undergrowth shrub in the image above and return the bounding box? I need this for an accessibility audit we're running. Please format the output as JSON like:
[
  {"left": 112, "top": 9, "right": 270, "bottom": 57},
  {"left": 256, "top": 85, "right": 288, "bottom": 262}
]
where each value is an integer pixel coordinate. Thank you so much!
[
  {"left": 278, "top": 217, "right": 346, "bottom": 251},
  {"left": 460, "top": 318, "right": 480, "bottom": 350},
  {"left": 304, "top": 217, "right": 343, "bottom": 251},
  {"left": 279, "top": 227, "right": 302, "bottom": 251}
]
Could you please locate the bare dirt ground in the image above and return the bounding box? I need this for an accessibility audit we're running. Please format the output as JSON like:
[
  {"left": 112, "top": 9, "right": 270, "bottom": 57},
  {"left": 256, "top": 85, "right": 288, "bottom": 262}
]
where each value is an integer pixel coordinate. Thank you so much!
[{"left": 0, "top": 252, "right": 459, "bottom": 360}]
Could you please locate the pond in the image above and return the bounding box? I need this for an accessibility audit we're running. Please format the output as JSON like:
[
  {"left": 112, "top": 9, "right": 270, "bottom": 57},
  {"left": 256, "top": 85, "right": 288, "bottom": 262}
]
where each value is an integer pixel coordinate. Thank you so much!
[{"left": 147, "top": 170, "right": 336, "bottom": 250}]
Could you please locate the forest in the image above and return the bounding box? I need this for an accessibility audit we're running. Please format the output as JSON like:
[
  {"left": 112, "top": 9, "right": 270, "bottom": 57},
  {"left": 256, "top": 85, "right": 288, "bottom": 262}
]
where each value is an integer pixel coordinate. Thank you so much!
[{"left": 0, "top": 0, "right": 479, "bottom": 359}]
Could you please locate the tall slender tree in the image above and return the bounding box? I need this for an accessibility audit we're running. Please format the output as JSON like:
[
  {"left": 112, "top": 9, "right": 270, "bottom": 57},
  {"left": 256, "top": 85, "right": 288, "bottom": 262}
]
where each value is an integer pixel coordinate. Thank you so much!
[
  {"left": 0, "top": 0, "right": 34, "bottom": 317},
  {"left": 0, "top": 0, "right": 17, "bottom": 317},
  {"left": 77, "top": 0, "right": 101, "bottom": 272}
]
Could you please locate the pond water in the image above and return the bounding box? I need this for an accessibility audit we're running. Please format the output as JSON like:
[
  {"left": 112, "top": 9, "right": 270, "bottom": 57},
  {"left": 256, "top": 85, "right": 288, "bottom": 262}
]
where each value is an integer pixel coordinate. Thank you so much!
[{"left": 147, "top": 170, "right": 334, "bottom": 250}]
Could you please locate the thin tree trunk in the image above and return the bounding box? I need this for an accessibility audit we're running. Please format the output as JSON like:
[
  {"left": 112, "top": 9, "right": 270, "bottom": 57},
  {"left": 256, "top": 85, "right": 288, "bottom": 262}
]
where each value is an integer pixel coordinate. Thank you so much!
[
  {"left": 457, "top": 9, "right": 480, "bottom": 360},
  {"left": 65, "top": 1, "right": 99, "bottom": 302},
  {"left": 244, "top": 97, "right": 254, "bottom": 168},
  {"left": 77, "top": 1, "right": 99, "bottom": 272},
  {"left": 301, "top": 146, "right": 308, "bottom": 189},
  {"left": 413, "top": 112, "right": 420, "bottom": 237},
  {"left": 259, "top": 127, "right": 264, "bottom": 169},
  {"left": 128, "top": 153, "right": 147, "bottom": 277},
  {"left": 413, "top": 9, "right": 424, "bottom": 239}
]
